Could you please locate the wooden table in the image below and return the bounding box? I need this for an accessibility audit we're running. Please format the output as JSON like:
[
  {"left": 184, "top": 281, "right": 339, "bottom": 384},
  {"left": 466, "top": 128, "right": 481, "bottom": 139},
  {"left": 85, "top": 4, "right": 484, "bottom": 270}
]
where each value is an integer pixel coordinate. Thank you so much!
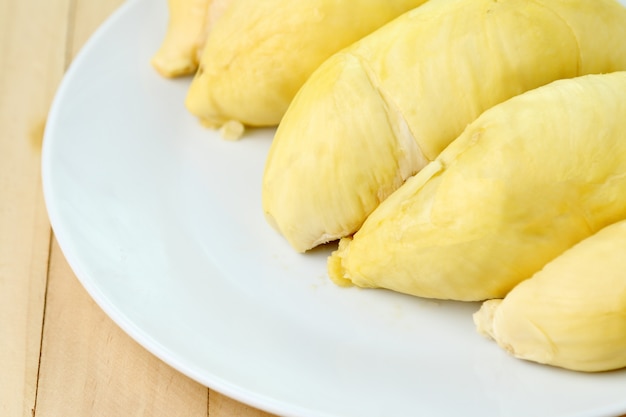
[{"left": 0, "top": 0, "right": 273, "bottom": 415}]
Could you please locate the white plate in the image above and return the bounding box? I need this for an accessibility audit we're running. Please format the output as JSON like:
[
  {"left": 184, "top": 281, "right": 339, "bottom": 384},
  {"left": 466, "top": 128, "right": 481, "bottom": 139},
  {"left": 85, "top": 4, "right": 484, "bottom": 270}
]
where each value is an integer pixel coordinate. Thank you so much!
[{"left": 42, "top": 1, "right": 626, "bottom": 416}]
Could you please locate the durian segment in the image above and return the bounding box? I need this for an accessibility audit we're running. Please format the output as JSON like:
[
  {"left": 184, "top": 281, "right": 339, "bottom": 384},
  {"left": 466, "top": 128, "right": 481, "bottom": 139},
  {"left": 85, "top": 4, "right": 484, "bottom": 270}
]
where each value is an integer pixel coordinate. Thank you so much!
[
  {"left": 185, "top": 0, "right": 428, "bottom": 128},
  {"left": 262, "top": 0, "right": 626, "bottom": 253},
  {"left": 329, "top": 72, "right": 626, "bottom": 301},
  {"left": 151, "top": 0, "right": 231, "bottom": 78},
  {"left": 474, "top": 219, "right": 626, "bottom": 372},
  {"left": 263, "top": 53, "right": 425, "bottom": 252}
]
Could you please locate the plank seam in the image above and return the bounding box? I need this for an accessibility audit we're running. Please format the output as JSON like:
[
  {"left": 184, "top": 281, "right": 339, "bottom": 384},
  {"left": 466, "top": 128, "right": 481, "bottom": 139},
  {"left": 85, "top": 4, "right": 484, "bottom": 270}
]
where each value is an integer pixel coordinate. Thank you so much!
[
  {"left": 31, "top": 229, "right": 54, "bottom": 417},
  {"left": 32, "top": 0, "right": 76, "bottom": 411},
  {"left": 63, "top": 0, "right": 77, "bottom": 70}
]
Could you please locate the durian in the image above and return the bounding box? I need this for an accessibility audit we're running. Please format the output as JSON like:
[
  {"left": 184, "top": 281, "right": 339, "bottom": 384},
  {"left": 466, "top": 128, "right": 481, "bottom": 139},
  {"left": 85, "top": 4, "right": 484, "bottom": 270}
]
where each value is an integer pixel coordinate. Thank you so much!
[
  {"left": 263, "top": 0, "right": 626, "bottom": 252},
  {"left": 151, "top": 0, "right": 232, "bottom": 77},
  {"left": 185, "top": 0, "right": 429, "bottom": 128},
  {"left": 329, "top": 72, "right": 626, "bottom": 301},
  {"left": 474, "top": 219, "right": 626, "bottom": 372}
]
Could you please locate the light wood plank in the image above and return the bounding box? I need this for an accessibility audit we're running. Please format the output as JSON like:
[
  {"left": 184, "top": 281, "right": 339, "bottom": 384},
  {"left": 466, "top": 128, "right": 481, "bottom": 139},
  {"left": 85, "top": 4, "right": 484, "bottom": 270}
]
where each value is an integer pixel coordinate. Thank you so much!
[
  {"left": 209, "top": 391, "right": 276, "bottom": 417},
  {"left": 0, "top": 0, "right": 71, "bottom": 416},
  {"left": 67, "top": 0, "right": 126, "bottom": 59},
  {"left": 36, "top": 239, "right": 208, "bottom": 417}
]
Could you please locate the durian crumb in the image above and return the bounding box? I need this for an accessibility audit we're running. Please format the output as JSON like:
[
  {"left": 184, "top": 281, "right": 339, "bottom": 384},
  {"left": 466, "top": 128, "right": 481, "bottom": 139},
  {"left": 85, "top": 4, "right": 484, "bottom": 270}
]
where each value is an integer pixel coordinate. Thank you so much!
[
  {"left": 473, "top": 299, "right": 502, "bottom": 340},
  {"left": 220, "top": 120, "right": 245, "bottom": 141}
]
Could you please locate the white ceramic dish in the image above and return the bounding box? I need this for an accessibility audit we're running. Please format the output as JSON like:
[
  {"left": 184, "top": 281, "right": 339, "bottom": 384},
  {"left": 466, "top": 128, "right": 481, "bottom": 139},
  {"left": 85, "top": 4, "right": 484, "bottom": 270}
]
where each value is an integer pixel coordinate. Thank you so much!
[{"left": 42, "top": 1, "right": 626, "bottom": 416}]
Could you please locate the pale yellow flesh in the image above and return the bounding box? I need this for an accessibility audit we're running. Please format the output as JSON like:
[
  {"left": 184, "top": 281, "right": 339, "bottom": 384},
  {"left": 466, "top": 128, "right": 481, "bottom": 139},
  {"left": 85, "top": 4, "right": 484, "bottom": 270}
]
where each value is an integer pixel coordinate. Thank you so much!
[
  {"left": 185, "top": 0, "right": 428, "bottom": 128},
  {"left": 151, "top": 0, "right": 231, "bottom": 78},
  {"left": 329, "top": 72, "right": 626, "bottom": 301},
  {"left": 262, "top": 0, "right": 626, "bottom": 253},
  {"left": 264, "top": 52, "right": 426, "bottom": 252},
  {"left": 474, "top": 219, "right": 626, "bottom": 372},
  {"left": 194, "top": 0, "right": 232, "bottom": 62}
]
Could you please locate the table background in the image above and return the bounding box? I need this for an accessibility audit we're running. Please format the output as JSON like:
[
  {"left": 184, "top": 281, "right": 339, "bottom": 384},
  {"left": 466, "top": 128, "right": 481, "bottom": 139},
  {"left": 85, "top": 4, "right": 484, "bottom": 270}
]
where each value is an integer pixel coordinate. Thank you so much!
[{"left": 0, "top": 0, "right": 273, "bottom": 415}]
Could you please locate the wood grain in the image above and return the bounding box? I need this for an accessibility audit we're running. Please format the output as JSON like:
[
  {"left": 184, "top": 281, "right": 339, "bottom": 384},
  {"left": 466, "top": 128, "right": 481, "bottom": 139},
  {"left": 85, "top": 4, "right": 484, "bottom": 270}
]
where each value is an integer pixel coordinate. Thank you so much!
[
  {"left": 0, "top": 0, "right": 69, "bottom": 415},
  {"left": 67, "top": 0, "right": 126, "bottom": 59},
  {"left": 209, "top": 391, "right": 275, "bottom": 417}
]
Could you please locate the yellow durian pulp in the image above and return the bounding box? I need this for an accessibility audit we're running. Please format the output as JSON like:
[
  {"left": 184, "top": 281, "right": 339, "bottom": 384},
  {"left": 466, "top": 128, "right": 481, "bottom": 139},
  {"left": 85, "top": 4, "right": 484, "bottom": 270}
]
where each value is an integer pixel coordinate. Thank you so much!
[
  {"left": 151, "top": 0, "right": 217, "bottom": 77},
  {"left": 474, "top": 219, "right": 626, "bottom": 372},
  {"left": 194, "top": 0, "right": 233, "bottom": 62},
  {"left": 329, "top": 72, "right": 626, "bottom": 301},
  {"left": 185, "top": 0, "right": 428, "bottom": 128},
  {"left": 262, "top": 0, "right": 626, "bottom": 253}
]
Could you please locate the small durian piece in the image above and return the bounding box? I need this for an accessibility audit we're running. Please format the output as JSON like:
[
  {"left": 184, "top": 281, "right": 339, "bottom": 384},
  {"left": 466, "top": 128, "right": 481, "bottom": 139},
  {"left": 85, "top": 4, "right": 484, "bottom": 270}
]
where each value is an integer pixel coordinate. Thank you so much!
[
  {"left": 329, "top": 72, "right": 626, "bottom": 301},
  {"left": 185, "top": 0, "right": 429, "bottom": 128},
  {"left": 474, "top": 219, "right": 626, "bottom": 372},
  {"left": 219, "top": 120, "right": 245, "bottom": 141},
  {"left": 151, "top": 0, "right": 231, "bottom": 77},
  {"left": 262, "top": 0, "right": 626, "bottom": 253}
]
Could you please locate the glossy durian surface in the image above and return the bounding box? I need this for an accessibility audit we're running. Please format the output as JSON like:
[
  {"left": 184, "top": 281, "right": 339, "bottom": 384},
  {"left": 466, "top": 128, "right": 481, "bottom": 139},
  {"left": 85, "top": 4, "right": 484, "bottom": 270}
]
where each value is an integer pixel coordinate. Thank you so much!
[
  {"left": 262, "top": 0, "right": 626, "bottom": 253},
  {"left": 329, "top": 72, "right": 626, "bottom": 301}
]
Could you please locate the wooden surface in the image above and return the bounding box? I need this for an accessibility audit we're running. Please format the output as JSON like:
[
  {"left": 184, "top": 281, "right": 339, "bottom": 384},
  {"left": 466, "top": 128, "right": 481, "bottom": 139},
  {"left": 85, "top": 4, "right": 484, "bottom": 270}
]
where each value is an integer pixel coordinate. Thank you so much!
[{"left": 0, "top": 0, "right": 274, "bottom": 416}]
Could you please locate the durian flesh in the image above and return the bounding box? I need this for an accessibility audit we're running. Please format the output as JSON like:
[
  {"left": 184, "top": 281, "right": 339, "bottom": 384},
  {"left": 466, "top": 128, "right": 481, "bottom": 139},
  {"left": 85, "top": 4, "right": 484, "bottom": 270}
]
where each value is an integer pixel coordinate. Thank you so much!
[
  {"left": 185, "top": 0, "right": 428, "bottom": 128},
  {"left": 151, "top": 0, "right": 224, "bottom": 77},
  {"left": 473, "top": 219, "right": 626, "bottom": 372},
  {"left": 329, "top": 72, "right": 626, "bottom": 301},
  {"left": 262, "top": 0, "right": 626, "bottom": 253}
]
